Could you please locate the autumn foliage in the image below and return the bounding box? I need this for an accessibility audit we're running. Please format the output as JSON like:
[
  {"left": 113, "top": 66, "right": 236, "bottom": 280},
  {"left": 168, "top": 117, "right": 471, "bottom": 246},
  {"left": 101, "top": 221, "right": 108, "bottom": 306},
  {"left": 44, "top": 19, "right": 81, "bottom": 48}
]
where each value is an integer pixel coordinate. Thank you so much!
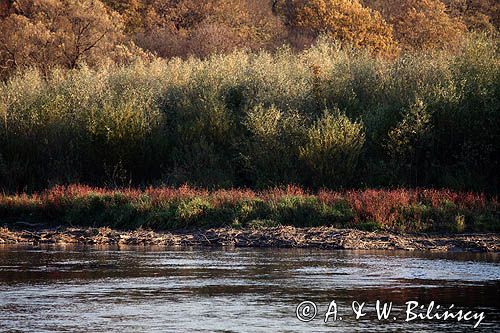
[
  {"left": 0, "top": 0, "right": 145, "bottom": 78},
  {"left": 1, "top": 0, "right": 498, "bottom": 77},
  {"left": 275, "top": 0, "right": 397, "bottom": 54},
  {"left": 363, "top": 0, "right": 467, "bottom": 50}
]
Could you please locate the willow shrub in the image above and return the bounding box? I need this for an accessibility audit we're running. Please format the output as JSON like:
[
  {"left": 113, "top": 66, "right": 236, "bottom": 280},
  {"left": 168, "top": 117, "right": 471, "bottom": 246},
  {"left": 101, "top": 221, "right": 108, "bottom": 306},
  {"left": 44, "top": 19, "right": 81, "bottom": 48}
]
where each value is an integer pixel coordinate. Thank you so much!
[
  {"left": 0, "top": 34, "right": 498, "bottom": 192},
  {"left": 242, "top": 105, "right": 306, "bottom": 187},
  {"left": 299, "top": 110, "right": 365, "bottom": 187}
]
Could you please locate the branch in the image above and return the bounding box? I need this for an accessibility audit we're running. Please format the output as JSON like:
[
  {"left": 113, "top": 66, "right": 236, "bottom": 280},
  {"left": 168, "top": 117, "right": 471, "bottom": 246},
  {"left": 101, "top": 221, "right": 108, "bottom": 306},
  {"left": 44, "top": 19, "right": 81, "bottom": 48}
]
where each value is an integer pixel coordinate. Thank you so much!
[{"left": 80, "top": 29, "right": 109, "bottom": 55}]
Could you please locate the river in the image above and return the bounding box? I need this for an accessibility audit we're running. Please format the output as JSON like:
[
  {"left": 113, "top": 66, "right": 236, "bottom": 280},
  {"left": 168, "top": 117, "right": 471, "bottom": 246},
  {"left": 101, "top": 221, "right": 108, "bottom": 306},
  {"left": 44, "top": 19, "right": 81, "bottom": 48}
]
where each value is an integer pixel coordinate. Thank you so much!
[{"left": 0, "top": 245, "right": 499, "bottom": 332}]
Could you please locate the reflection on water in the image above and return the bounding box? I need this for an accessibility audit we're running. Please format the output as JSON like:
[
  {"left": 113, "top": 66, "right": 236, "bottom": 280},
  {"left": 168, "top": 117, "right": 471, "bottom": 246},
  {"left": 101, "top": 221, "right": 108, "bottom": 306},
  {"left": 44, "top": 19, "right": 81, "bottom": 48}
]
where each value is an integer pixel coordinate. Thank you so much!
[{"left": 0, "top": 245, "right": 499, "bottom": 332}]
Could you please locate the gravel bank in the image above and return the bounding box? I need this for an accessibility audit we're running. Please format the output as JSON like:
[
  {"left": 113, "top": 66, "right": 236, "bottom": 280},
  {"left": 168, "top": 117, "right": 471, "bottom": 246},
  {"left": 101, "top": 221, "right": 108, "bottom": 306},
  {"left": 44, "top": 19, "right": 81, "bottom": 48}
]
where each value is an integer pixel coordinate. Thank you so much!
[{"left": 1, "top": 226, "right": 498, "bottom": 252}]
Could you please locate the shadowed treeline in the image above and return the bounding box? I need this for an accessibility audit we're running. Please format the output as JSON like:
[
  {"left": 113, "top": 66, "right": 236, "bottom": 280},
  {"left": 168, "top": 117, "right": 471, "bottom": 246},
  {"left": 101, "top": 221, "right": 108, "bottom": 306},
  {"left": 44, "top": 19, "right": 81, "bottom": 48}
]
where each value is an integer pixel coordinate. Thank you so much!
[{"left": 0, "top": 36, "right": 498, "bottom": 192}]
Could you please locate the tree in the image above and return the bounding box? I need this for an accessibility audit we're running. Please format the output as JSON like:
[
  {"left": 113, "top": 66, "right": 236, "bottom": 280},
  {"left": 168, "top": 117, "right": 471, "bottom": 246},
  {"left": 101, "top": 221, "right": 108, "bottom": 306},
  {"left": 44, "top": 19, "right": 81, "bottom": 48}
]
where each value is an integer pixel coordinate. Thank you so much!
[
  {"left": 127, "top": 0, "right": 285, "bottom": 58},
  {"left": 0, "top": 0, "right": 140, "bottom": 78},
  {"left": 101, "top": 0, "right": 143, "bottom": 33},
  {"left": 362, "top": 0, "right": 467, "bottom": 50},
  {"left": 274, "top": 0, "right": 398, "bottom": 55},
  {"left": 0, "top": 0, "right": 14, "bottom": 18},
  {"left": 443, "top": 0, "right": 499, "bottom": 34}
]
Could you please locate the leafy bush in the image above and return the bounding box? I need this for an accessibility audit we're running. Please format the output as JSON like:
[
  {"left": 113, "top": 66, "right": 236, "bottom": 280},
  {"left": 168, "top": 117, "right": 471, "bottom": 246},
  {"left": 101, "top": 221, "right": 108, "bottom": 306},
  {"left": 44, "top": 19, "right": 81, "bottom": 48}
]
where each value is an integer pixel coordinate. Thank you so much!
[
  {"left": 243, "top": 105, "right": 306, "bottom": 186},
  {"left": 299, "top": 110, "right": 365, "bottom": 187}
]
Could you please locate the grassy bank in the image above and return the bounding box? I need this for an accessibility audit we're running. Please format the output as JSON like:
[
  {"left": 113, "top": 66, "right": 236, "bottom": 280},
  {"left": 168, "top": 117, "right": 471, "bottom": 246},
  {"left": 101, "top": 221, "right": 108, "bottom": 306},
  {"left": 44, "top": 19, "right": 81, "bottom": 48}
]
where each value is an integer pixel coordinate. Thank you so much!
[
  {"left": 1, "top": 35, "right": 499, "bottom": 193},
  {"left": 0, "top": 185, "right": 498, "bottom": 233}
]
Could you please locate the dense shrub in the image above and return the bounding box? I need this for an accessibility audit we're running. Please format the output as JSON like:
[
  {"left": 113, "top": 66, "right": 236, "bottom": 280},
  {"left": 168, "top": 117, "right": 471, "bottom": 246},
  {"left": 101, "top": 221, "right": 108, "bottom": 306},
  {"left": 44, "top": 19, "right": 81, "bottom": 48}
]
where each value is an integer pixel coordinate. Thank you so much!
[
  {"left": 0, "top": 35, "right": 498, "bottom": 193},
  {"left": 299, "top": 110, "right": 365, "bottom": 187},
  {"left": 0, "top": 63, "right": 166, "bottom": 189},
  {"left": 243, "top": 105, "right": 306, "bottom": 186}
]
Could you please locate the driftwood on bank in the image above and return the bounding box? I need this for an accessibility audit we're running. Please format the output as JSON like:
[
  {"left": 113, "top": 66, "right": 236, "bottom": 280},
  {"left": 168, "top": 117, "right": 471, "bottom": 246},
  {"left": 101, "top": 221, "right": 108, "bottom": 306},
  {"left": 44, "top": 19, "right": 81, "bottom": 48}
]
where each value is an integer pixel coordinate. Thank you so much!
[{"left": 0, "top": 226, "right": 498, "bottom": 252}]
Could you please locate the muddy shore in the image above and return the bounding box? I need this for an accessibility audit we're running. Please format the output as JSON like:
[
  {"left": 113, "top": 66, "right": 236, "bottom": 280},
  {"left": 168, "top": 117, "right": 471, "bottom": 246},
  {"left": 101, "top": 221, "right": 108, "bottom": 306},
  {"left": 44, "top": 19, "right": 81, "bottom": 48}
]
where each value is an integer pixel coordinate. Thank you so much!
[{"left": 0, "top": 226, "right": 498, "bottom": 252}]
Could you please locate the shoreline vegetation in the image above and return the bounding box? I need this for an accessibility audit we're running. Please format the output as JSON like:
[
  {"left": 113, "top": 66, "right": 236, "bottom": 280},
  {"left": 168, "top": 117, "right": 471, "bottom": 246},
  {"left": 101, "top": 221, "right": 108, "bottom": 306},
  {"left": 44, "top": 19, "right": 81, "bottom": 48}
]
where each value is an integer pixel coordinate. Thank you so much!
[
  {"left": 1, "top": 36, "right": 499, "bottom": 194},
  {"left": 0, "top": 185, "right": 498, "bottom": 234}
]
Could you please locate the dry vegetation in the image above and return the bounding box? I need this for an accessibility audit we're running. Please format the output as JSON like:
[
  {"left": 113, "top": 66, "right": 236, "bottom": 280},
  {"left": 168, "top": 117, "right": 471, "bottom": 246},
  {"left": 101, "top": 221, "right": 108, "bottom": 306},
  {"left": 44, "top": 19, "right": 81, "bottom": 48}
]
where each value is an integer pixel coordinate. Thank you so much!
[{"left": 2, "top": 226, "right": 499, "bottom": 251}]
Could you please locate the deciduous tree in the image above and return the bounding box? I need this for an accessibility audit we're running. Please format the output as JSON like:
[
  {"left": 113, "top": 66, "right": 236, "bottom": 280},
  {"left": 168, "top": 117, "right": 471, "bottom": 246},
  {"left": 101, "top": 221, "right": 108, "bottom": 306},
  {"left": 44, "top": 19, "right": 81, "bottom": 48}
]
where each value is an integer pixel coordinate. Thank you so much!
[
  {"left": 0, "top": 0, "right": 141, "bottom": 78},
  {"left": 274, "top": 0, "right": 397, "bottom": 55},
  {"left": 128, "top": 0, "right": 285, "bottom": 58},
  {"left": 362, "top": 0, "right": 467, "bottom": 50}
]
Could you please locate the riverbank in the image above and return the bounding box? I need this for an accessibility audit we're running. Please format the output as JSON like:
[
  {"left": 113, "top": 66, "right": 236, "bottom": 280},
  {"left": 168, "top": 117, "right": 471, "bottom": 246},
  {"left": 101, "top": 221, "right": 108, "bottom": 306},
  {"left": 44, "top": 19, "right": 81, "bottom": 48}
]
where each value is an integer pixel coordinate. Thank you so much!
[{"left": 0, "top": 226, "right": 499, "bottom": 252}]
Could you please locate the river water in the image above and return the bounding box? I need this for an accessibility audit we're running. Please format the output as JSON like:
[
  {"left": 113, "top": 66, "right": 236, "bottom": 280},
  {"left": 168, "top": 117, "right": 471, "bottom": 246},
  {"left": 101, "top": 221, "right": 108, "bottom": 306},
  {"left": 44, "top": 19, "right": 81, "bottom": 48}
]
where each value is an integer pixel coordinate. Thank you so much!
[{"left": 0, "top": 245, "right": 498, "bottom": 332}]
